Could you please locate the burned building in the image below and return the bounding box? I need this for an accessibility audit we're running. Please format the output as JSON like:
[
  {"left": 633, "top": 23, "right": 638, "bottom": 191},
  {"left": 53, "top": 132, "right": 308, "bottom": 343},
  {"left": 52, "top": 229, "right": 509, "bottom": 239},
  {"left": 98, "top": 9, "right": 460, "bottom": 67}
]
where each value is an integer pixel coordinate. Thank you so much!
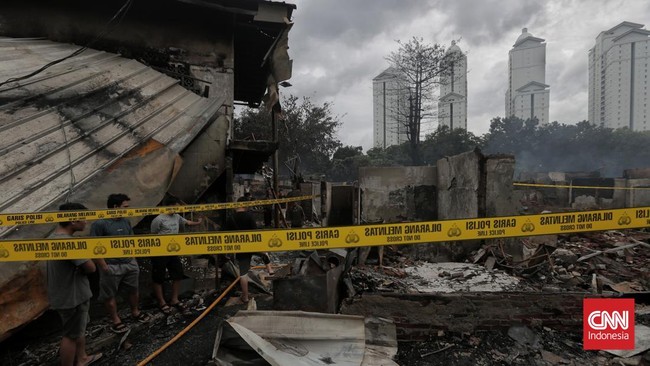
[{"left": 0, "top": 0, "right": 294, "bottom": 341}]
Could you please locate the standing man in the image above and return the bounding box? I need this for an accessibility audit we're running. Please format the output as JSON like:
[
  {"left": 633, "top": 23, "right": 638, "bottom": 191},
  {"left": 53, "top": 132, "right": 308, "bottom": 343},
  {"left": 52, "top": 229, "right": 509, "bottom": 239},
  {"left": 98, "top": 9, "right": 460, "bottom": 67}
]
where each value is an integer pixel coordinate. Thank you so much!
[
  {"left": 223, "top": 197, "right": 273, "bottom": 303},
  {"left": 263, "top": 189, "right": 273, "bottom": 228},
  {"left": 47, "top": 202, "right": 102, "bottom": 366},
  {"left": 287, "top": 201, "right": 306, "bottom": 228},
  {"left": 90, "top": 194, "right": 150, "bottom": 334},
  {"left": 150, "top": 196, "right": 202, "bottom": 315}
]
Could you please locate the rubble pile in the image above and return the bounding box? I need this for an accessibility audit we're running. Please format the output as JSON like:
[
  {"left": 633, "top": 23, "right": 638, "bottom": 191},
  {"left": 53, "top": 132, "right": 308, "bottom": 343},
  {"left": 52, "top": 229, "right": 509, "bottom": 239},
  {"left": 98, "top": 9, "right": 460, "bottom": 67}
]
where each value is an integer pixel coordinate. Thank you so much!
[
  {"left": 347, "top": 246, "right": 527, "bottom": 295},
  {"left": 347, "top": 265, "right": 411, "bottom": 293},
  {"left": 472, "top": 230, "right": 650, "bottom": 294},
  {"left": 404, "top": 262, "right": 526, "bottom": 293},
  {"left": 396, "top": 325, "right": 621, "bottom": 366}
]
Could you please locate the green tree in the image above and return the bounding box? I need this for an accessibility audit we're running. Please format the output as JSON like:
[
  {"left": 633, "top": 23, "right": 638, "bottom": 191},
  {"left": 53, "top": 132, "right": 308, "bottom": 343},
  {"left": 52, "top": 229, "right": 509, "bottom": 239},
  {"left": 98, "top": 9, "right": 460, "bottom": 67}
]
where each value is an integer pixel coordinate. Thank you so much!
[
  {"left": 332, "top": 145, "right": 363, "bottom": 160},
  {"left": 420, "top": 125, "right": 484, "bottom": 165},
  {"left": 483, "top": 116, "right": 539, "bottom": 157},
  {"left": 366, "top": 144, "right": 412, "bottom": 167},
  {"left": 234, "top": 95, "right": 342, "bottom": 175},
  {"left": 327, "top": 145, "right": 369, "bottom": 182}
]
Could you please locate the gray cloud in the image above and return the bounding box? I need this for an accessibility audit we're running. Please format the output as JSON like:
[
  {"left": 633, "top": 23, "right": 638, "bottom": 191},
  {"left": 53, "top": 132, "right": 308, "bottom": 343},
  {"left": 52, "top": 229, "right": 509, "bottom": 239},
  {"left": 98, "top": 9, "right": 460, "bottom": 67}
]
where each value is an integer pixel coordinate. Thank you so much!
[
  {"left": 284, "top": 0, "right": 650, "bottom": 150},
  {"left": 291, "top": 0, "right": 436, "bottom": 46},
  {"left": 433, "top": 0, "right": 544, "bottom": 46}
]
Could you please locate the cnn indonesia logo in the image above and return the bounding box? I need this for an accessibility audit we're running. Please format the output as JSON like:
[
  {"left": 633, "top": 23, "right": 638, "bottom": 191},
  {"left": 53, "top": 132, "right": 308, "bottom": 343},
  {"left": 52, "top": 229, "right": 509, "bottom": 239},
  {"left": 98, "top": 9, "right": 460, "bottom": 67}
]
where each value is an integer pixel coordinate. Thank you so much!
[{"left": 583, "top": 298, "right": 635, "bottom": 350}]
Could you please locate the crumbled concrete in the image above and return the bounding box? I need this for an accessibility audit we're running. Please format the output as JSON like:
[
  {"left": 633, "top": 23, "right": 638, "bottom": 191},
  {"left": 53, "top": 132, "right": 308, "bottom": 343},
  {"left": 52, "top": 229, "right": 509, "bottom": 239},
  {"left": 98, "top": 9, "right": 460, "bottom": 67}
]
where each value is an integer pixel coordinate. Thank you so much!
[{"left": 403, "top": 262, "right": 523, "bottom": 293}]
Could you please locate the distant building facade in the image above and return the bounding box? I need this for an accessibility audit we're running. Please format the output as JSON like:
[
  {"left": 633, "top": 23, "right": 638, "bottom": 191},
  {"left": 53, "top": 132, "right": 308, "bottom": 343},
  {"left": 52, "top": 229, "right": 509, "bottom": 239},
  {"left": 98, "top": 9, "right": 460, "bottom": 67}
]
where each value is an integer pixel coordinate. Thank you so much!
[
  {"left": 505, "top": 28, "right": 550, "bottom": 124},
  {"left": 438, "top": 40, "right": 468, "bottom": 130},
  {"left": 588, "top": 21, "right": 650, "bottom": 131},
  {"left": 372, "top": 67, "right": 408, "bottom": 148}
]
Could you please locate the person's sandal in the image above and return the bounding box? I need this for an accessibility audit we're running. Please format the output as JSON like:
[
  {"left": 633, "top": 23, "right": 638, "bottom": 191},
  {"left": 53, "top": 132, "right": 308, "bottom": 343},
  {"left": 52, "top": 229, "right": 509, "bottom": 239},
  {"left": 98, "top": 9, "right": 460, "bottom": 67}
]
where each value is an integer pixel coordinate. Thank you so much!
[
  {"left": 132, "top": 312, "right": 151, "bottom": 323},
  {"left": 159, "top": 304, "right": 172, "bottom": 315},
  {"left": 81, "top": 352, "right": 103, "bottom": 366},
  {"left": 110, "top": 323, "right": 129, "bottom": 334},
  {"left": 171, "top": 302, "right": 191, "bottom": 315}
]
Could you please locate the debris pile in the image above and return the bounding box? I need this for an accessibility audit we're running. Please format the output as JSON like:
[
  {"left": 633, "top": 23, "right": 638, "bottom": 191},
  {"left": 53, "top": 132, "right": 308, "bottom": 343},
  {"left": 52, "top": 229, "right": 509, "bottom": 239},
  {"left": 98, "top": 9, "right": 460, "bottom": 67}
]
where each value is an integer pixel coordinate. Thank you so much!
[
  {"left": 404, "top": 262, "right": 525, "bottom": 293},
  {"left": 471, "top": 230, "right": 650, "bottom": 294},
  {"left": 347, "top": 246, "right": 525, "bottom": 295},
  {"left": 397, "top": 322, "right": 650, "bottom": 366}
]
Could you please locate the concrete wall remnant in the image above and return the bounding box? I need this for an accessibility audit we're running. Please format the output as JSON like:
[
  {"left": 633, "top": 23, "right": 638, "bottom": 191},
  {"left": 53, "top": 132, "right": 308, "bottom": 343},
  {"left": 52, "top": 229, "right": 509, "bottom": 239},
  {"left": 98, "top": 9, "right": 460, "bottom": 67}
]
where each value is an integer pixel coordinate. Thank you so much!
[
  {"left": 437, "top": 150, "right": 482, "bottom": 221},
  {"left": 359, "top": 166, "right": 437, "bottom": 223},
  {"left": 516, "top": 175, "right": 649, "bottom": 210},
  {"left": 624, "top": 168, "right": 650, "bottom": 179},
  {"left": 435, "top": 150, "right": 518, "bottom": 261},
  {"left": 627, "top": 179, "right": 650, "bottom": 207},
  {"left": 485, "top": 156, "right": 517, "bottom": 218},
  {"left": 434, "top": 150, "right": 483, "bottom": 261}
]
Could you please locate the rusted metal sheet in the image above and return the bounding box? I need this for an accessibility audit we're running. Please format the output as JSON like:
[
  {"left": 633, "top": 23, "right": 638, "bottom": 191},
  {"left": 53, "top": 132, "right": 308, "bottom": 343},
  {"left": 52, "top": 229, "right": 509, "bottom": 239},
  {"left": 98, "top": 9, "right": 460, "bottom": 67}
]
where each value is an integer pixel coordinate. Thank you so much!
[
  {"left": 0, "top": 262, "right": 48, "bottom": 342},
  {"left": 0, "top": 37, "right": 225, "bottom": 231},
  {"left": 216, "top": 311, "right": 398, "bottom": 366},
  {"left": 0, "top": 37, "right": 225, "bottom": 341}
]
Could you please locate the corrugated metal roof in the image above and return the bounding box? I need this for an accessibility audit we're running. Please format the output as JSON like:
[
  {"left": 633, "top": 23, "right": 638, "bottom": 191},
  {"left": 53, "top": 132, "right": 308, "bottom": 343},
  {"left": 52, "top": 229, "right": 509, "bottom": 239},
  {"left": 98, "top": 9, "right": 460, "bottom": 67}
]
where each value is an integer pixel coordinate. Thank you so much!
[{"left": 0, "top": 37, "right": 223, "bottom": 233}]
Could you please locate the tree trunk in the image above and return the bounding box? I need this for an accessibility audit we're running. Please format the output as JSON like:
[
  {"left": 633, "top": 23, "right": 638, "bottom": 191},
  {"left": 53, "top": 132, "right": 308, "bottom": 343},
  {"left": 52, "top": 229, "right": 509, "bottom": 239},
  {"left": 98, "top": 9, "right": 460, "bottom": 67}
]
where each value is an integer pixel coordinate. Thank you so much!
[{"left": 408, "top": 140, "right": 422, "bottom": 165}]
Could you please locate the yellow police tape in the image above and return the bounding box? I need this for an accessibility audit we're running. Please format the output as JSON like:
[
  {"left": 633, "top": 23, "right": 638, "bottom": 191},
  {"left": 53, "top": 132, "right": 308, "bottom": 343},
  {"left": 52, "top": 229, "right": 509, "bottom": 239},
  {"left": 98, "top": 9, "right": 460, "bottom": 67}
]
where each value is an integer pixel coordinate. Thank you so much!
[
  {"left": 514, "top": 182, "right": 650, "bottom": 190},
  {"left": 0, "top": 196, "right": 315, "bottom": 227},
  {"left": 1, "top": 206, "right": 649, "bottom": 262}
]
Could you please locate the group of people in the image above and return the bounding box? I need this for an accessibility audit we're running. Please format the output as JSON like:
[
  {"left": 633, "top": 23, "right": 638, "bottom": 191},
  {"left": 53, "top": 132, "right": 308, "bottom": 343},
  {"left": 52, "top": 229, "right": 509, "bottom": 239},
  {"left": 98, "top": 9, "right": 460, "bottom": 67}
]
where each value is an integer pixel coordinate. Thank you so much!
[
  {"left": 46, "top": 194, "right": 203, "bottom": 366},
  {"left": 46, "top": 192, "right": 286, "bottom": 366}
]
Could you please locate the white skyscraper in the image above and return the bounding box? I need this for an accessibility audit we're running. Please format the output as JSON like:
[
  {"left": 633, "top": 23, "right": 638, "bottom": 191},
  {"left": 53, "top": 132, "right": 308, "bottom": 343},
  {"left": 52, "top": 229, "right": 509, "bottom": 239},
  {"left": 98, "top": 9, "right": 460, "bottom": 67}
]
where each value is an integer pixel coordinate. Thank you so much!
[
  {"left": 438, "top": 41, "right": 468, "bottom": 130},
  {"left": 372, "top": 67, "right": 408, "bottom": 148},
  {"left": 505, "top": 28, "right": 550, "bottom": 124},
  {"left": 588, "top": 21, "right": 650, "bottom": 131}
]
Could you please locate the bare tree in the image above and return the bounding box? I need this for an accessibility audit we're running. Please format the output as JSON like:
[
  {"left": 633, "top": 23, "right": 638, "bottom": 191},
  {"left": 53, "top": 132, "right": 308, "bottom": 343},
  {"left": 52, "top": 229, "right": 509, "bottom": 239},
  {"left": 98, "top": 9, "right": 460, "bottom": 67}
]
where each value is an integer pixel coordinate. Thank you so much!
[{"left": 385, "top": 37, "right": 463, "bottom": 164}]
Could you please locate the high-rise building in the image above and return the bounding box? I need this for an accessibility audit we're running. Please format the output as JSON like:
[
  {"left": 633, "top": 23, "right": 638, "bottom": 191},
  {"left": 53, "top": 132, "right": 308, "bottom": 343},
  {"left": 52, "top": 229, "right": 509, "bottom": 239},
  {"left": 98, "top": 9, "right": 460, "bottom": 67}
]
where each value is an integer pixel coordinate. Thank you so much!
[
  {"left": 438, "top": 41, "right": 468, "bottom": 130},
  {"left": 372, "top": 67, "right": 409, "bottom": 148},
  {"left": 588, "top": 21, "right": 650, "bottom": 131},
  {"left": 505, "top": 28, "right": 550, "bottom": 124}
]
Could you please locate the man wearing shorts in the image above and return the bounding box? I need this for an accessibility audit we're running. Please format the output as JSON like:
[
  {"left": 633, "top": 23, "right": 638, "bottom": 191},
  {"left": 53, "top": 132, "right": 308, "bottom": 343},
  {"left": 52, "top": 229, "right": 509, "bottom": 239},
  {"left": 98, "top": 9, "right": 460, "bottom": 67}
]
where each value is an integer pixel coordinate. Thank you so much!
[
  {"left": 150, "top": 196, "right": 202, "bottom": 314},
  {"left": 91, "top": 194, "right": 150, "bottom": 333},
  {"left": 47, "top": 202, "right": 102, "bottom": 366},
  {"left": 223, "top": 196, "right": 272, "bottom": 303}
]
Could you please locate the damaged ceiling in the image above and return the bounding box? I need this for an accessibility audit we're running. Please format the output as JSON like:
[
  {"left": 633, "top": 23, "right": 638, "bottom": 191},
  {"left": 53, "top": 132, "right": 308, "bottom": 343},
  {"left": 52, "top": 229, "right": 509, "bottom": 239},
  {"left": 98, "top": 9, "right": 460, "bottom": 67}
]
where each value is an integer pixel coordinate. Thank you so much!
[
  {"left": 0, "top": 0, "right": 296, "bottom": 106},
  {"left": 0, "top": 37, "right": 225, "bottom": 341},
  {"left": 0, "top": 37, "right": 224, "bottom": 232}
]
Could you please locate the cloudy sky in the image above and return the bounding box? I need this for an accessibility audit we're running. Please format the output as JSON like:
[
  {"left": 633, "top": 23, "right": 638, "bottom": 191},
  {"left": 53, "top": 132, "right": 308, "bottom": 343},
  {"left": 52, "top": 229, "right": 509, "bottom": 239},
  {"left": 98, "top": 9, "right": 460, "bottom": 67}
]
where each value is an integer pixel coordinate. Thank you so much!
[{"left": 283, "top": 0, "right": 650, "bottom": 151}]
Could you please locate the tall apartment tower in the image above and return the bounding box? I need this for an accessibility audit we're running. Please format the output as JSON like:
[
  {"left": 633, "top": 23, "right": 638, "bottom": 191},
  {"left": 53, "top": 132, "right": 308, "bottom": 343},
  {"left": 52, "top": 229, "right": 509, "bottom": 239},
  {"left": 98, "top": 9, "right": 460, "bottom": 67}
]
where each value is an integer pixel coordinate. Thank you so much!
[
  {"left": 438, "top": 40, "right": 468, "bottom": 130},
  {"left": 372, "top": 67, "right": 408, "bottom": 148},
  {"left": 588, "top": 21, "right": 650, "bottom": 131},
  {"left": 505, "top": 28, "right": 550, "bottom": 124}
]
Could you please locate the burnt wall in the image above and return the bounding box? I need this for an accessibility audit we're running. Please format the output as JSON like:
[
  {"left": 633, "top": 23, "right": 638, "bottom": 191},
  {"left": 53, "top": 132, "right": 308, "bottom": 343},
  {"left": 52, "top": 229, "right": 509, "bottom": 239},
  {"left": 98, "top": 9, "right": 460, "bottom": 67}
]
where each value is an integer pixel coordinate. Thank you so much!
[
  {"left": 359, "top": 166, "right": 437, "bottom": 223},
  {"left": 341, "top": 292, "right": 598, "bottom": 340}
]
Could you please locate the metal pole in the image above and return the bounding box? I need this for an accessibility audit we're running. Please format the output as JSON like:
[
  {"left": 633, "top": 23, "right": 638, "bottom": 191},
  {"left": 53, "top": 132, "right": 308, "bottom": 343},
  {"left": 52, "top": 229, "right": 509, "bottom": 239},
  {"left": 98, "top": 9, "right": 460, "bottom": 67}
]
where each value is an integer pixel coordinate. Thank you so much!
[{"left": 272, "top": 109, "right": 280, "bottom": 228}]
